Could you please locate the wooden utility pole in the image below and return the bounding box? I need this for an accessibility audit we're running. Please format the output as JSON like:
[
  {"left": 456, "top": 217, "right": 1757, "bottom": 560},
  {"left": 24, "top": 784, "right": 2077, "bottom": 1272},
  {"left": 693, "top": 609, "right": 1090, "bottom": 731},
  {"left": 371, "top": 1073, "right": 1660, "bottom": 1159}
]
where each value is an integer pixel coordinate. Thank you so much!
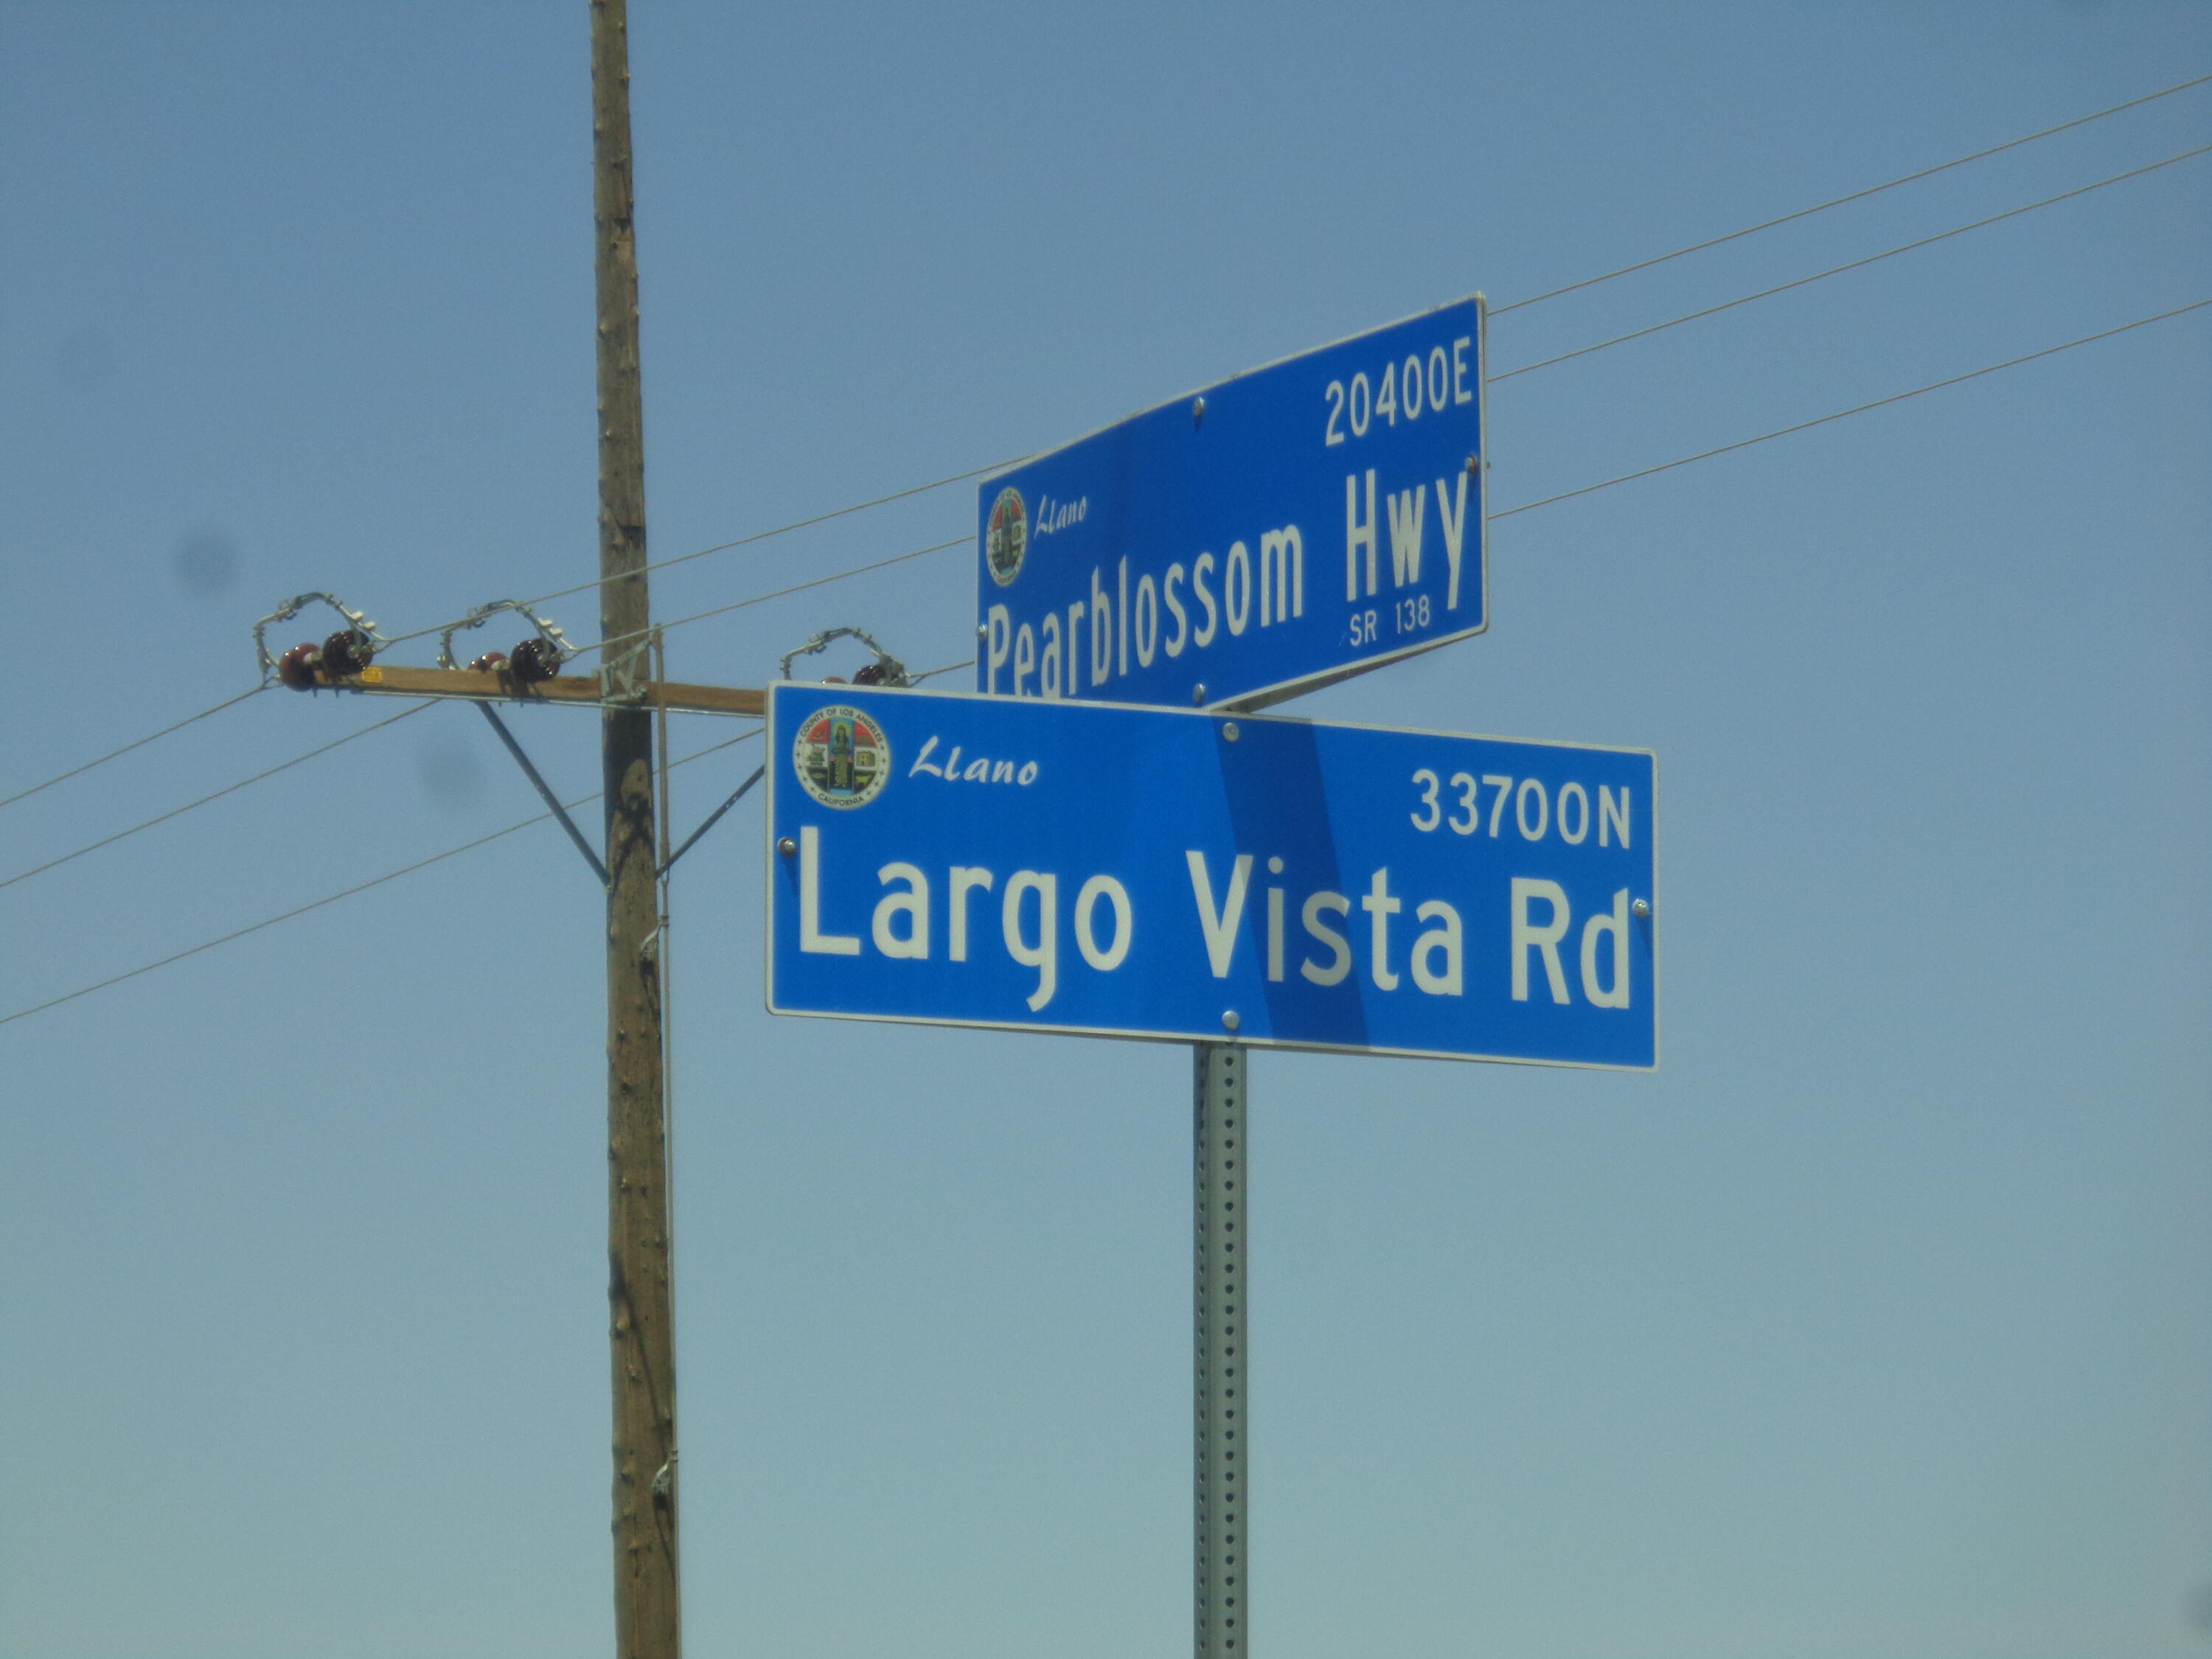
[{"left": 591, "top": 1, "right": 681, "bottom": 1655}]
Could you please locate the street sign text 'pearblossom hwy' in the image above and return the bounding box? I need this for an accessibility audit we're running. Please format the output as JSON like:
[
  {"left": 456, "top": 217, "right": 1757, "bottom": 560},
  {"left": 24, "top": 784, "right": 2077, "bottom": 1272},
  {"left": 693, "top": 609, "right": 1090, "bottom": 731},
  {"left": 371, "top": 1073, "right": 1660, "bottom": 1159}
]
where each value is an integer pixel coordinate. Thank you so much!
[{"left": 975, "top": 296, "right": 1486, "bottom": 712}]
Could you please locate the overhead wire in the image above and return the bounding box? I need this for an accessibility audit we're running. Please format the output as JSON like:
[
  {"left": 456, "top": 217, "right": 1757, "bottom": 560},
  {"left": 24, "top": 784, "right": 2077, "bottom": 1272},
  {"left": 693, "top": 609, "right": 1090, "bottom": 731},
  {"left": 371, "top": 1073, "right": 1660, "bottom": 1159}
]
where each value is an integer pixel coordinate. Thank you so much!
[
  {"left": 0, "top": 703, "right": 431, "bottom": 895},
  {"left": 1490, "top": 143, "right": 2212, "bottom": 382},
  {"left": 0, "top": 725, "right": 762, "bottom": 1031},
  {"left": 581, "top": 535, "right": 970, "bottom": 661},
  {"left": 0, "top": 685, "right": 267, "bottom": 813},
  {"left": 383, "top": 462, "right": 1020, "bottom": 651},
  {"left": 1489, "top": 299, "right": 2208, "bottom": 520},
  {"left": 1489, "top": 69, "right": 2212, "bottom": 316},
  {"left": 908, "top": 657, "right": 975, "bottom": 684}
]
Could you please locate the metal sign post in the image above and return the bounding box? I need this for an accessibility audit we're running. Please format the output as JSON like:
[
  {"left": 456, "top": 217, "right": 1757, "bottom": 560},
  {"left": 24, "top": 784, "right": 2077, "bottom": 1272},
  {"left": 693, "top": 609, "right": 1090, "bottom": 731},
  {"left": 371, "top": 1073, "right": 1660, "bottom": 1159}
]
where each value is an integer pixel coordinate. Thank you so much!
[{"left": 1194, "top": 1041, "right": 1248, "bottom": 1657}]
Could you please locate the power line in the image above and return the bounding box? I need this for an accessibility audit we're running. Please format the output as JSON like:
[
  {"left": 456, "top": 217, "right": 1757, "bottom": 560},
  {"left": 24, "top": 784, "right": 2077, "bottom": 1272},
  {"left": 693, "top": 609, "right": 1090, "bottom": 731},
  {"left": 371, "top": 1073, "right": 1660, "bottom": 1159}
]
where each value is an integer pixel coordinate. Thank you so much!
[
  {"left": 908, "top": 657, "right": 975, "bottom": 684},
  {"left": 1490, "top": 299, "right": 2208, "bottom": 520},
  {"left": 0, "top": 703, "right": 431, "bottom": 896},
  {"left": 655, "top": 538, "right": 970, "bottom": 642},
  {"left": 1489, "top": 71, "right": 2212, "bottom": 317},
  {"left": 0, "top": 806, "right": 559, "bottom": 1029},
  {"left": 0, "top": 685, "right": 267, "bottom": 813},
  {"left": 0, "top": 726, "right": 761, "bottom": 1031},
  {"left": 384, "top": 463, "right": 1020, "bottom": 651},
  {"left": 1490, "top": 143, "right": 2212, "bottom": 383},
  {"left": 584, "top": 535, "right": 970, "bottom": 661}
]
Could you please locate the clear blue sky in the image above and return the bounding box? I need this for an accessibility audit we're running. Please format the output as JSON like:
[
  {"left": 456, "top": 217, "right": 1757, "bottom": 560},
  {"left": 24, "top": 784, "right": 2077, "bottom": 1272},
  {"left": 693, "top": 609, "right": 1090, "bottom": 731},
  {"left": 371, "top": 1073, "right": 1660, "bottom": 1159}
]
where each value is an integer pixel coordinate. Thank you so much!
[{"left": 2, "top": 4, "right": 2207, "bottom": 1656}]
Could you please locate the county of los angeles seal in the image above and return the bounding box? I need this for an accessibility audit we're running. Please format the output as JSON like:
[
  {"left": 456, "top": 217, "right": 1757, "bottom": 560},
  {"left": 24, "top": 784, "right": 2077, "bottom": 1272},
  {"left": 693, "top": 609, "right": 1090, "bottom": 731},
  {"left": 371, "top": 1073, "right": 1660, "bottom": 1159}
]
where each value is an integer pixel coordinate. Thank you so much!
[
  {"left": 984, "top": 485, "right": 1027, "bottom": 587},
  {"left": 792, "top": 705, "right": 891, "bottom": 810}
]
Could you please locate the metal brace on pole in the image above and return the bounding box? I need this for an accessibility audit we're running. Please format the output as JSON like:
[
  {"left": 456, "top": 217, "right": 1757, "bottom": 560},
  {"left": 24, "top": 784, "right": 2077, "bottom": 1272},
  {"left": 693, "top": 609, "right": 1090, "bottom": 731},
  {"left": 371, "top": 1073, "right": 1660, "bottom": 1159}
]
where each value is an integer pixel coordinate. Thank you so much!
[
  {"left": 1194, "top": 1041, "right": 1249, "bottom": 1658},
  {"left": 475, "top": 703, "right": 611, "bottom": 887},
  {"left": 659, "top": 765, "right": 764, "bottom": 877},
  {"left": 602, "top": 635, "right": 654, "bottom": 706}
]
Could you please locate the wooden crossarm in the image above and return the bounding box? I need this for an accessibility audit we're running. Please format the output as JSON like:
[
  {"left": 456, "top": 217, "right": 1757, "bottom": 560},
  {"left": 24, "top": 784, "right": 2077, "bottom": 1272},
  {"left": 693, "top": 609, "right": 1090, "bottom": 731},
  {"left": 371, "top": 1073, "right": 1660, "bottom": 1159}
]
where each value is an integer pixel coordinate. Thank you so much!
[{"left": 317, "top": 663, "right": 765, "bottom": 717}]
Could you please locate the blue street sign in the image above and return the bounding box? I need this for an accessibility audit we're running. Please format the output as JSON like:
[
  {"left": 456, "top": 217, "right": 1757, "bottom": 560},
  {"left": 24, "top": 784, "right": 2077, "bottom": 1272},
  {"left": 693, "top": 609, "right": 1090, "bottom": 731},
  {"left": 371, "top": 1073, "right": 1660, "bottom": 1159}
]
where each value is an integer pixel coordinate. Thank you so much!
[
  {"left": 976, "top": 297, "right": 1488, "bottom": 712},
  {"left": 766, "top": 684, "right": 1654, "bottom": 1069}
]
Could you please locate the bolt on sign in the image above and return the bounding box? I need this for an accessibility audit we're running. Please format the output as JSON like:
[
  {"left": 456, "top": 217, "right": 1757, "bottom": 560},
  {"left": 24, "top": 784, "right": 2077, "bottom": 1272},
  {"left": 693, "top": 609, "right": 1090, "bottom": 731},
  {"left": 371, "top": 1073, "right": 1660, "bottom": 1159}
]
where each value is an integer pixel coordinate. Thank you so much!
[
  {"left": 977, "top": 296, "right": 1488, "bottom": 712},
  {"left": 766, "top": 684, "right": 1655, "bottom": 1070}
]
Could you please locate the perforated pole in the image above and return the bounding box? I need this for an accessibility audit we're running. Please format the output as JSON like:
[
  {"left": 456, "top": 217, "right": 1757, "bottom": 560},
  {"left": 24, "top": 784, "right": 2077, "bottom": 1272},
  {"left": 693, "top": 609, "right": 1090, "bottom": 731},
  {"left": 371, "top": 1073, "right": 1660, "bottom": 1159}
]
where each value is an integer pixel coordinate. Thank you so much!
[{"left": 1194, "top": 1041, "right": 1249, "bottom": 1658}]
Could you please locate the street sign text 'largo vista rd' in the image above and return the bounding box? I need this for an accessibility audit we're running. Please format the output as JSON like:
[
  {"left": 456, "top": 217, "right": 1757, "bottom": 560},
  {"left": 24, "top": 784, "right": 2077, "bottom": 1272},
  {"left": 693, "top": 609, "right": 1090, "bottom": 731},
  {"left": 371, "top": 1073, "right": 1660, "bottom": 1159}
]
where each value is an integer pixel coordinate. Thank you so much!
[
  {"left": 976, "top": 296, "right": 1487, "bottom": 712},
  {"left": 767, "top": 684, "right": 1654, "bottom": 1069}
]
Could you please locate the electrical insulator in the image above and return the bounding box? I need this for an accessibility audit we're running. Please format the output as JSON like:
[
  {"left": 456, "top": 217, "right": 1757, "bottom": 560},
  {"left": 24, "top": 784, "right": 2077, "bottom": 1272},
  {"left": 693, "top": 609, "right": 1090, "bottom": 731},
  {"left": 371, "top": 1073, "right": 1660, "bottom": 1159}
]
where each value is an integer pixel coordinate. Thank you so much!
[
  {"left": 276, "top": 642, "right": 323, "bottom": 691},
  {"left": 321, "top": 629, "right": 376, "bottom": 678},
  {"left": 470, "top": 650, "right": 509, "bottom": 673},
  {"left": 253, "top": 592, "right": 383, "bottom": 689},
  {"left": 509, "top": 636, "right": 563, "bottom": 684},
  {"left": 775, "top": 626, "right": 908, "bottom": 689}
]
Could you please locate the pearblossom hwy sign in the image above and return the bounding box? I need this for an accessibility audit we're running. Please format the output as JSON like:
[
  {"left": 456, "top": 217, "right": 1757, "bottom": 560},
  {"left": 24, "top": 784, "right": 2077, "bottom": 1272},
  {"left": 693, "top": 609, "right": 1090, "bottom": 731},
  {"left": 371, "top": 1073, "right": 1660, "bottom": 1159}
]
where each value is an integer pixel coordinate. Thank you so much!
[
  {"left": 766, "top": 684, "right": 1655, "bottom": 1068},
  {"left": 975, "top": 296, "right": 1488, "bottom": 712}
]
